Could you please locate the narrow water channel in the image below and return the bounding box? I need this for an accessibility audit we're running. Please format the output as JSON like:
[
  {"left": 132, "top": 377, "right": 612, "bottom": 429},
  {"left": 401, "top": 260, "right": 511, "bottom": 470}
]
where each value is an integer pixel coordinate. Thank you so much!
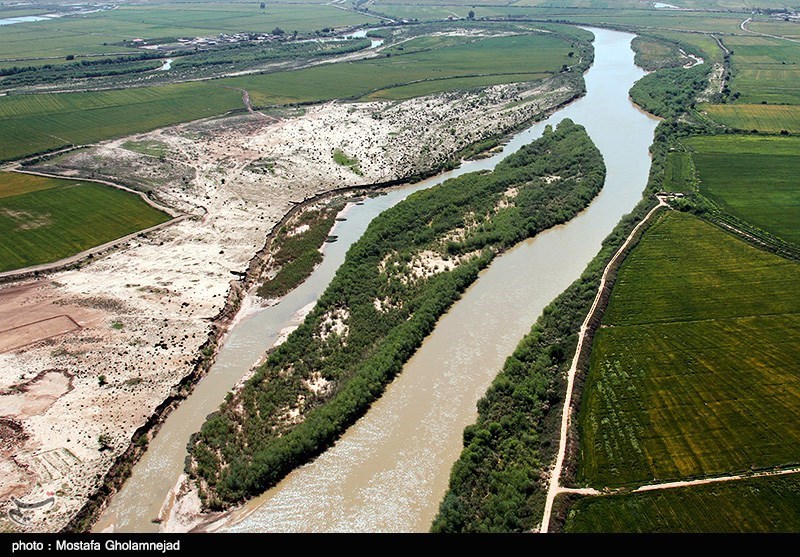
[{"left": 95, "top": 26, "right": 659, "bottom": 533}]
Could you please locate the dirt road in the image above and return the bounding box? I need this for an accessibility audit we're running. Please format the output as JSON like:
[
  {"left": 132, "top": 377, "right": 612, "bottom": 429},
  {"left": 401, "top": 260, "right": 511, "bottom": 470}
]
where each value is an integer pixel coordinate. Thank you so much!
[{"left": 539, "top": 197, "right": 668, "bottom": 533}]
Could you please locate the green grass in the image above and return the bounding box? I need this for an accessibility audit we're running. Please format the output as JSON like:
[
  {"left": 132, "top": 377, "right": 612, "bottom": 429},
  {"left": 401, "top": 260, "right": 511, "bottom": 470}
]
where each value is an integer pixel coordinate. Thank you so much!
[
  {"left": 725, "top": 34, "right": 800, "bottom": 105},
  {"left": 564, "top": 473, "right": 800, "bottom": 532},
  {"left": 576, "top": 211, "right": 800, "bottom": 488},
  {"left": 685, "top": 134, "right": 800, "bottom": 246},
  {"left": 702, "top": 103, "right": 800, "bottom": 133},
  {"left": 382, "top": 35, "right": 479, "bottom": 55},
  {"left": 332, "top": 148, "right": 362, "bottom": 175},
  {"left": 0, "top": 30, "right": 575, "bottom": 161},
  {"left": 662, "top": 151, "right": 694, "bottom": 194},
  {"left": 122, "top": 139, "right": 169, "bottom": 158},
  {"left": 0, "top": 173, "right": 170, "bottom": 272}
]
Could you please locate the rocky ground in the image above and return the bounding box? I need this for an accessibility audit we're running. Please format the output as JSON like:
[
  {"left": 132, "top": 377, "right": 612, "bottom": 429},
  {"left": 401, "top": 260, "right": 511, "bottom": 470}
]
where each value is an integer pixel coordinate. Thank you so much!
[{"left": 0, "top": 73, "right": 577, "bottom": 532}]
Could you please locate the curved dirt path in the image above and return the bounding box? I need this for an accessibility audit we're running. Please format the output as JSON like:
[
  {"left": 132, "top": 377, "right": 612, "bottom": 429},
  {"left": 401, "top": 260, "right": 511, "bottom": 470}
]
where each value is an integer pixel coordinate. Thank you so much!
[
  {"left": 8, "top": 168, "right": 180, "bottom": 217},
  {"left": 539, "top": 197, "right": 668, "bottom": 533},
  {"left": 740, "top": 17, "right": 800, "bottom": 43}
]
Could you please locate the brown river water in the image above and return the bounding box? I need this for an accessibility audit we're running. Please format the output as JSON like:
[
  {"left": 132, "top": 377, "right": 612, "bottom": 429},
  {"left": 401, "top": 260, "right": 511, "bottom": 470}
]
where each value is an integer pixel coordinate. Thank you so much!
[{"left": 95, "top": 26, "right": 659, "bottom": 533}]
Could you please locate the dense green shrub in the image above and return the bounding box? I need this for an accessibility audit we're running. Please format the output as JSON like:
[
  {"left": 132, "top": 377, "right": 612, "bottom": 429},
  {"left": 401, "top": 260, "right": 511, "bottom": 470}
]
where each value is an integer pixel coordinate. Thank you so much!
[{"left": 629, "top": 64, "right": 709, "bottom": 118}]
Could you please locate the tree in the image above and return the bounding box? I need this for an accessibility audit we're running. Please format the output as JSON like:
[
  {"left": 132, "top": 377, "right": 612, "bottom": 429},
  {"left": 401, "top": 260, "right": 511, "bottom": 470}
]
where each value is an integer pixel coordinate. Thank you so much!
[
  {"left": 65, "top": 54, "right": 75, "bottom": 61},
  {"left": 98, "top": 434, "right": 112, "bottom": 451},
  {"left": 467, "top": 10, "right": 475, "bottom": 19},
  {"left": 260, "top": 2, "right": 265, "bottom": 7},
  {"left": 272, "top": 27, "right": 285, "bottom": 36}
]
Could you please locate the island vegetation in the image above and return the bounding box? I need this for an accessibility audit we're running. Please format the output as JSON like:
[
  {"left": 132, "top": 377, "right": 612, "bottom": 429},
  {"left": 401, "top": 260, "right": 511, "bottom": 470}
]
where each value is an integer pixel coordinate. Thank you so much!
[
  {"left": 257, "top": 204, "right": 342, "bottom": 299},
  {"left": 187, "top": 119, "right": 606, "bottom": 509}
]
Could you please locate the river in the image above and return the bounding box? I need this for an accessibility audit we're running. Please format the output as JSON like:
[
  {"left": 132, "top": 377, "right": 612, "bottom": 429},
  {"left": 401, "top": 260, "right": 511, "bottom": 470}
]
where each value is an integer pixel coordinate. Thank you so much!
[
  {"left": 94, "top": 26, "right": 659, "bottom": 533},
  {"left": 0, "top": 7, "right": 112, "bottom": 26}
]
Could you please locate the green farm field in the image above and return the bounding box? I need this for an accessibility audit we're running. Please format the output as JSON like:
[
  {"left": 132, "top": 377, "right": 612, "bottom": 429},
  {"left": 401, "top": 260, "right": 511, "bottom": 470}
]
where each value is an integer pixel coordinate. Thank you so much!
[
  {"left": 725, "top": 34, "right": 800, "bottom": 105},
  {"left": 0, "top": 83, "right": 243, "bottom": 161},
  {"left": 0, "top": 172, "right": 170, "bottom": 272},
  {"left": 662, "top": 151, "right": 694, "bottom": 193},
  {"left": 0, "top": 3, "right": 373, "bottom": 61},
  {"left": 542, "top": 12, "right": 746, "bottom": 34},
  {"left": 747, "top": 19, "right": 800, "bottom": 41},
  {"left": 234, "top": 32, "right": 574, "bottom": 103},
  {"left": 702, "top": 103, "right": 800, "bottom": 133},
  {"left": 372, "top": 0, "right": 791, "bottom": 7},
  {"left": 0, "top": 6, "right": 52, "bottom": 18},
  {"left": 372, "top": 3, "right": 749, "bottom": 34},
  {"left": 0, "top": 31, "right": 575, "bottom": 161},
  {"left": 576, "top": 211, "right": 800, "bottom": 488},
  {"left": 685, "top": 134, "right": 800, "bottom": 246},
  {"left": 564, "top": 472, "right": 800, "bottom": 533}
]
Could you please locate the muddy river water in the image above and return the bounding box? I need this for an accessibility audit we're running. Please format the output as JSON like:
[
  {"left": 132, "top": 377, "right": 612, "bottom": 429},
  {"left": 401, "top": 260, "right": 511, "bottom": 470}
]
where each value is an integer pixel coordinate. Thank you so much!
[{"left": 95, "top": 26, "right": 659, "bottom": 533}]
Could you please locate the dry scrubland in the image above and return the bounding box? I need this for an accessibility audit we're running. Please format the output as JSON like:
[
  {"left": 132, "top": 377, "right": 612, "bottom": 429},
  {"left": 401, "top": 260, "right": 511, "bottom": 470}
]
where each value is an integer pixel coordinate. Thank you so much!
[{"left": 0, "top": 76, "right": 576, "bottom": 531}]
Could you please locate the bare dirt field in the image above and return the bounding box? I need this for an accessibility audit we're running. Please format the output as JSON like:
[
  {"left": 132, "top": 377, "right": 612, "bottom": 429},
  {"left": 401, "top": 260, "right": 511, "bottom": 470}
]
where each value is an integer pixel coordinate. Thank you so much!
[{"left": 0, "top": 73, "right": 576, "bottom": 532}]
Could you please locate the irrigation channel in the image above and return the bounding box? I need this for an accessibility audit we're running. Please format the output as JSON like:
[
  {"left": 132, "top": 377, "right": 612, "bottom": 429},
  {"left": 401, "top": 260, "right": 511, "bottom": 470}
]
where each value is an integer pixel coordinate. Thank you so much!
[{"left": 95, "top": 26, "right": 660, "bottom": 533}]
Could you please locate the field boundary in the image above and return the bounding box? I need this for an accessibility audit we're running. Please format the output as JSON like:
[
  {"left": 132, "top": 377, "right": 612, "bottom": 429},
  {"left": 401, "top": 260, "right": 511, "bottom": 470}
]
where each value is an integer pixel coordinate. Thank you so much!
[
  {"left": 632, "top": 465, "right": 800, "bottom": 494},
  {"left": 540, "top": 196, "right": 669, "bottom": 533},
  {"left": 555, "top": 464, "right": 800, "bottom": 532},
  {"left": 559, "top": 464, "right": 800, "bottom": 503}
]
